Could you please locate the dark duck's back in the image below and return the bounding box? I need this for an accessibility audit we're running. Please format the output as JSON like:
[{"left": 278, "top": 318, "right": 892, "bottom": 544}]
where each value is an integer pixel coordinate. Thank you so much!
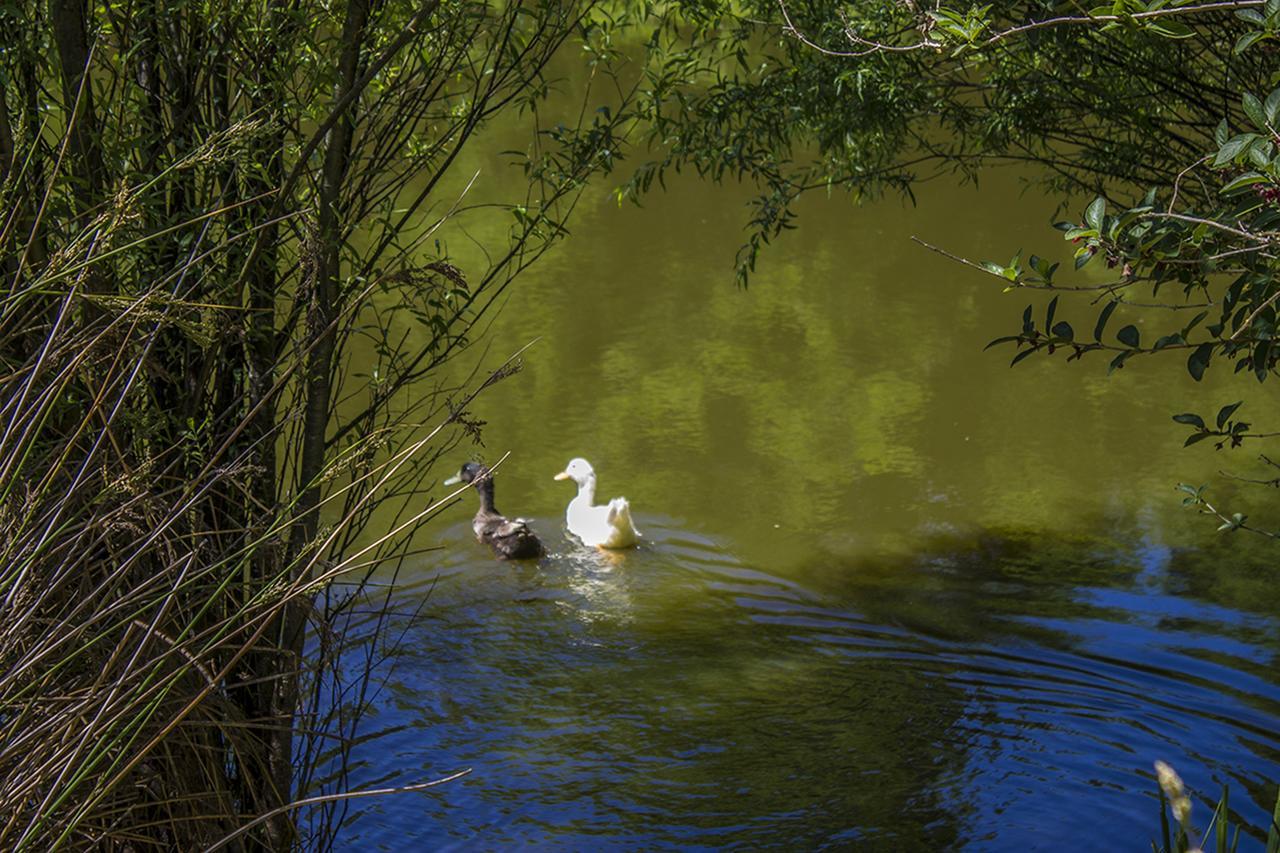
[{"left": 444, "top": 462, "right": 543, "bottom": 560}]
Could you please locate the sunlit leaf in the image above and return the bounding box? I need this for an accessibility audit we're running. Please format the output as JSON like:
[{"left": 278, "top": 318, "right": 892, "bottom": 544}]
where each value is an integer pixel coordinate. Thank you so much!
[
  {"left": 1085, "top": 196, "right": 1105, "bottom": 230},
  {"left": 1146, "top": 19, "right": 1193, "bottom": 38},
  {"left": 1234, "top": 30, "right": 1264, "bottom": 54},
  {"left": 1220, "top": 172, "right": 1269, "bottom": 193},
  {"left": 1215, "top": 119, "right": 1230, "bottom": 146},
  {"left": 1214, "top": 134, "right": 1258, "bottom": 166},
  {"left": 1266, "top": 86, "right": 1280, "bottom": 125},
  {"left": 1245, "top": 92, "right": 1268, "bottom": 129}
]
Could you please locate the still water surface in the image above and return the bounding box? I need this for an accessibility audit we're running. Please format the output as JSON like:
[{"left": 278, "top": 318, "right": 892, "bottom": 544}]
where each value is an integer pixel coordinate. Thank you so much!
[{"left": 336, "top": 147, "right": 1280, "bottom": 848}]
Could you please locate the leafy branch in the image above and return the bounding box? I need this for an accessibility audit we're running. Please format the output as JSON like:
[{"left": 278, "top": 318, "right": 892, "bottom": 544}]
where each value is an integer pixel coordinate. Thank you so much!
[
  {"left": 1176, "top": 482, "right": 1280, "bottom": 538},
  {"left": 780, "top": 0, "right": 1280, "bottom": 58}
]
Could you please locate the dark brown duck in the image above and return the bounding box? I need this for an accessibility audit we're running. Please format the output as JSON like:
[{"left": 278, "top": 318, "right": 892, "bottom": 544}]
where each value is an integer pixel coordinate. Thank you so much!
[{"left": 444, "top": 462, "right": 544, "bottom": 560}]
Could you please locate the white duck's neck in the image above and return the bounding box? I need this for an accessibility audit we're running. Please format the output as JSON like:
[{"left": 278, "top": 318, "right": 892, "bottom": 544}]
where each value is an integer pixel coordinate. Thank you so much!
[{"left": 573, "top": 474, "right": 596, "bottom": 505}]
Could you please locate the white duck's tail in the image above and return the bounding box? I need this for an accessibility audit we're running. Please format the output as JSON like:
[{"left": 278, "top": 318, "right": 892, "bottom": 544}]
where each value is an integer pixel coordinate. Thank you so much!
[{"left": 605, "top": 497, "right": 640, "bottom": 548}]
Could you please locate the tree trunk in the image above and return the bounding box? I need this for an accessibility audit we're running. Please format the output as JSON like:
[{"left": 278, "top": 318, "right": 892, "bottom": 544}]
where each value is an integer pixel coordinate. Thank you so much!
[
  {"left": 49, "top": 0, "right": 106, "bottom": 217},
  {"left": 273, "top": 0, "right": 376, "bottom": 845}
]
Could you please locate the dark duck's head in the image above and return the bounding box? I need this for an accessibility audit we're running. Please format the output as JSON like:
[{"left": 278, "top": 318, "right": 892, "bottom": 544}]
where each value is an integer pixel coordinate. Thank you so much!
[
  {"left": 445, "top": 461, "right": 497, "bottom": 512},
  {"left": 445, "top": 461, "right": 491, "bottom": 489}
]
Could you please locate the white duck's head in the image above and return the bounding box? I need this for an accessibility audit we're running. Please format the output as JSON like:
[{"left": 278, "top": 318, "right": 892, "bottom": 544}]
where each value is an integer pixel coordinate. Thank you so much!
[{"left": 554, "top": 457, "right": 595, "bottom": 487}]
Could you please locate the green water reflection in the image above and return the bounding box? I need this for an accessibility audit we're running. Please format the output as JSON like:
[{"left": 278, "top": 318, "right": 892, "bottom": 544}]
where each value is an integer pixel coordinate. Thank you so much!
[
  {"left": 431, "top": 161, "right": 1280, "bottom": 573},
  {"left": 338, "top": 74, "right": 1280, "bottom": 850}
]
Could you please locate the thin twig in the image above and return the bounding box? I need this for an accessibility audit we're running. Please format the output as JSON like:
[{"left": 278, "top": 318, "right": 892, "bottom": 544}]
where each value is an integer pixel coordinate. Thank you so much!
[{"left": 203, "top": 769, "right": 473, "bottom": 852}]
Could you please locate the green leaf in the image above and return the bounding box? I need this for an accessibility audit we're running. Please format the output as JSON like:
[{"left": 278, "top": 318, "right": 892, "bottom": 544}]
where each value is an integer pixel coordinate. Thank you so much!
[
  {"left": 1185, "top": 431, "right": 1213, "bottom": 447},
  {"left": 1216, "top": 401, "right": 1243, "bottom": 429},
  {"left": 1264, "top": 785, "right": 1279, "bottom": 853},
  {"left": 984, "top": 335, "right": 1020, "bottom": 350},
  {"left": 1085, "top": 196, "right": 1106, "bottom": 230},
  {"left": 1094, "top": 301, "right": 1119, "bottom": 342},
  {"left": 1217, "top": 786, "right": 1229, "bottom": 853},
  {"left": 1255, "top": 339, "right": 1272, "bottom": 381},
  {"left": 1046, "top": 295, "right": 1059, "bottom": 331},
  {"left": 1188, "top": 343, "right": 1213, "bottom": 381},
  {"left": 1108, "top": 351, "right": 1132, "bottom": 375},
  {"left": 1215, "top": 134, "right": 1258, "bottom": 166},
  {"left": 1117, "top": 324, "right": 1141, "bottom": 348},
  {"left": 1245, "top": 93, "right": 1268, "bottom": 129},
  {"left": 1173, "top": 412, "right": 1206, "bottom": 429},
  {"left": 1235, "top": 30, "right": 1264, "bottom": 54},
  {"left": 1153, "top": 333, "right": 1185, "bottom": 350},
  {"left": 1218, "top": 512, "right": 1248, "bottom": 532},
  {"left": 981, "top": 261, "right": 1006, "bottom": 276},
  {"left": 1052, "top": 320, "right": 1074, "bottom": 341},
  {"left": 1010, "top": 347, "right": 1038, "bottom": 367},
  {"left": 1221, "top": 172, "right": 1269, "bottom": 193},
  {"left": 1215, "top": 119, "right": 1230, "bottom": 146},
  {"left": 1266, "top": 87, "right": 1280, "bottom": 125},
  {"left": 1146, "top": 19, "right": 1193, "bottom": 38}
]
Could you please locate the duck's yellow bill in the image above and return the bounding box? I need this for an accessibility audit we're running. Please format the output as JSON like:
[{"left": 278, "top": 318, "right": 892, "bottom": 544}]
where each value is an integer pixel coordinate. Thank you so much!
[
  {"left": 554, "top": 472, "right": 569, "bottom": 481},
  {"left": 443, "top": 475, "right": 462, "bottom": 486}
]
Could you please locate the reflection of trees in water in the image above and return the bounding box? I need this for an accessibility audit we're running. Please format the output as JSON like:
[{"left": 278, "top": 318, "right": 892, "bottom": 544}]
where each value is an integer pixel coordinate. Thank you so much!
[
  {"left": 457, "top": 157, "right": 1280, "bottom": 569},
  {"left": 799, "top": 521, "right": 1280, "bottom": 646},
  {"left": 795, "top": 524, "right": 1280, "bottom": 846}
]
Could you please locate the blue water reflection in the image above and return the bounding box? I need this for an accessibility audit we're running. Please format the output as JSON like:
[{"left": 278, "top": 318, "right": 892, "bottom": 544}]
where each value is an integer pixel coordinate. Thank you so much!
[{"left": 334, "top": 517, "right": 1280, "bottom": 850}]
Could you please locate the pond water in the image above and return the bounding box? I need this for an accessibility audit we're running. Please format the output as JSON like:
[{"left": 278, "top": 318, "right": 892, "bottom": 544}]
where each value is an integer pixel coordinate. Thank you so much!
[{"left": 332, "top": 114, "right": 1280, "bottom": 847}]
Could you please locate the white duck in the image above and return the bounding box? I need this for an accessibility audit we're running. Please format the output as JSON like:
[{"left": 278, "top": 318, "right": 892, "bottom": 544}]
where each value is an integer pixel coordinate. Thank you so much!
[{"left": 554, "top": 457, "right": 640, "bottom": 549}]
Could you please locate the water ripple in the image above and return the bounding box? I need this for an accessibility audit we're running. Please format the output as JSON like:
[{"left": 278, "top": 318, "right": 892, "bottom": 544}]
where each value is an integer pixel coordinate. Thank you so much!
[{"left": 335, "top": 521, "right": 1280, "bottom": 851}]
